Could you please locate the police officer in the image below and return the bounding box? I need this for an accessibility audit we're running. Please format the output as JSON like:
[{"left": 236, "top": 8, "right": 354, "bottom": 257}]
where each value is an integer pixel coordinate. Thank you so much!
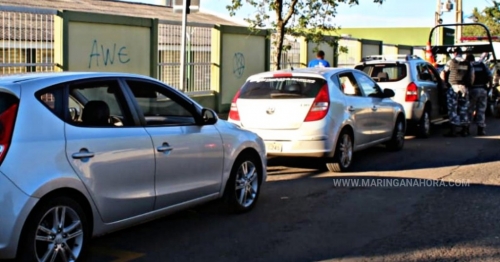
[
  {"left": 440, "top": 48, "right": 475, "bottom": 137},
  {"left": 466, "top": 54, "right": 491, "bottom": 136}
]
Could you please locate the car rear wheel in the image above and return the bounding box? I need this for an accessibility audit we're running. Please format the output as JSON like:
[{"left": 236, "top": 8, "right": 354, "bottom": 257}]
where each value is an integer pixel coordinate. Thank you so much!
[
  {"left": 224, "top": 153, "right": 261, "bottom": 213},
  {"left": 18, "top": 196, "right": 89, "bottom": 262},
  {"left": 386, "top": 116, "right": 405, "bottom": 151},
  {"left": 326, "top": 130, "right": 353, "bottom": 172},
  {"left": 417, "top": 109, "right": 431, "bottom": 138}
]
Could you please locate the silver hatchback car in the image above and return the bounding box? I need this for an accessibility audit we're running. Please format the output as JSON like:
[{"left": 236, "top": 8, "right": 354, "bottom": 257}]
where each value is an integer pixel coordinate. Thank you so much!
[
  {"left": 0, "top": 72, "right": 267, "bottom": 261},
  {"left": 227, "top": 68, "right": 406, "bottom": 172}
]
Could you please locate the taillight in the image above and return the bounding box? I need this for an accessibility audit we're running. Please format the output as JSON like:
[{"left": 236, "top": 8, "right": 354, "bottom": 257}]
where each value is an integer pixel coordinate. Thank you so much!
[
  {"left": 0, "top": 102, "right": 18, "bottom": 164},
  {"left": 304, "top": 84, "right": 330, "bottom": 122},
  {"left": 228, "top": 90, "right": 241, "bottom": 121},
  {"left": 405, "top": 82, "right": 418, "bottom": 102}
]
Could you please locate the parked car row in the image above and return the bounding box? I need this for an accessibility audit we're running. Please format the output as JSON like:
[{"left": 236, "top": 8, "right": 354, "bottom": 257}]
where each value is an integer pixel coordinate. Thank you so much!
[{"left": 0, "top": 55, "right": 451, "bottom": 261}]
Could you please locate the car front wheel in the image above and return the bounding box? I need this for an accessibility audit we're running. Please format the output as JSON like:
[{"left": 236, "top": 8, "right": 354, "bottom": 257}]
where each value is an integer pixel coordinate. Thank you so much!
[{"left": 18, "top": 196, "right": 89, "bottom": 262}]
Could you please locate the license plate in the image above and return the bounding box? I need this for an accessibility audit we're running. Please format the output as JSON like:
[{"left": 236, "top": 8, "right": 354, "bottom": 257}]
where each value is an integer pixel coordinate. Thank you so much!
[{"left": 265, "top": 142, "right": 282, "bottom": 153}]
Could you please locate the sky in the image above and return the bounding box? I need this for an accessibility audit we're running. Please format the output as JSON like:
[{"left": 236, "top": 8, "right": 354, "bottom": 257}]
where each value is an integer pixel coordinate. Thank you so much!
[{"left": 122, "top": 0, "right": 493, "bottom": 27}]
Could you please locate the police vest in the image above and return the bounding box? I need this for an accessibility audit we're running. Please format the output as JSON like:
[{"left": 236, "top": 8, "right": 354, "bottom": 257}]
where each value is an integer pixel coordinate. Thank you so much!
[
  {"left": 472, "top": 62, "right": 489, "bottom": 86},
  {"left": 448, "top": 59, "right": 471, "bottom": 85}
]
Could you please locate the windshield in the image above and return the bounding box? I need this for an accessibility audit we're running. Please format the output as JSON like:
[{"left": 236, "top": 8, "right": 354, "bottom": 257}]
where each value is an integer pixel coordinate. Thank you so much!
[{"left": 239, "top": 77, "right": 327, "bottom": 99}]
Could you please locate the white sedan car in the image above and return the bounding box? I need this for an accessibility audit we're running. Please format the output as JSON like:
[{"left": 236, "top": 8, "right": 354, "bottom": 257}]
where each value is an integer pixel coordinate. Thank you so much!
[{"left": 228, "top": 67, "right": 406, "bottom": 172}]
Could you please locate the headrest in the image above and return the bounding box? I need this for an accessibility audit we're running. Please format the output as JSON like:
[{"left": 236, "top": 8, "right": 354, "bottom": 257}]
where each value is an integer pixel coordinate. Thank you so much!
[{"left": 82, "top": 100, "right": 111, "bottom": 126}]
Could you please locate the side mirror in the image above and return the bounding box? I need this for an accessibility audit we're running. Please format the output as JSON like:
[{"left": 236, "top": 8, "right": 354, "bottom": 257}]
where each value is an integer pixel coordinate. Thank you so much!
[
  {"left": 383, "top": 88, "right": 395, "bottom": 98},
  {"left": 201, "top": 108, "right": 218, "bottom": 125}
]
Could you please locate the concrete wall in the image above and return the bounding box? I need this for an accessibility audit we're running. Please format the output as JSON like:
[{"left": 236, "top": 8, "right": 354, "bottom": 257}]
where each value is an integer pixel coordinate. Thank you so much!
[
  {"left": 337, "top": 27, "right": 456, "bottom": 46},
  {"left": 383, "top": 44, "right": 398, "bottom": 55},
  {"left": 212, "top": 25, "right": 269, "bottom": 112},
  {"left": 54, "top": 10, "right": 158, "bottom": 77}
]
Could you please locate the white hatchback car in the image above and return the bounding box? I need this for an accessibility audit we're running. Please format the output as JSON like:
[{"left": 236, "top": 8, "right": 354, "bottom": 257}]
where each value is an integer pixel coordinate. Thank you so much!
[{"left": 227, "top": 68, "right": 406, "bottom": 172}]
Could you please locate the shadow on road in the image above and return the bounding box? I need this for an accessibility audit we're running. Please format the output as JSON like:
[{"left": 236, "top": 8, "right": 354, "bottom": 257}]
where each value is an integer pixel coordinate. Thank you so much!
[
  {"left": 267, "top": 118, "right": 500, "bottom": 173},
  {"left": 87, "top": 175, "right": 500, "bottom": 262}
]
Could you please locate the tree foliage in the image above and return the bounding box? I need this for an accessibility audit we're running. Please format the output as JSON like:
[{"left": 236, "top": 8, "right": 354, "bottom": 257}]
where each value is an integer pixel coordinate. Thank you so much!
[
  {"left": 463, "top": 1, "right": 500, "bottom": 38},
  {"left": 226, "top": 0, "right": 383, "bottom": 69}
]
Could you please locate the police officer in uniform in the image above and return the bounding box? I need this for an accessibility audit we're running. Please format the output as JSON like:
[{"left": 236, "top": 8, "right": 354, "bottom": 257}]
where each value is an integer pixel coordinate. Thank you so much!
[
  {"left": 466, "top": 54, "right": 491, "bottom": 136},
  {"left": 440, "top": 48, "right": 475, "bottom": 137}
]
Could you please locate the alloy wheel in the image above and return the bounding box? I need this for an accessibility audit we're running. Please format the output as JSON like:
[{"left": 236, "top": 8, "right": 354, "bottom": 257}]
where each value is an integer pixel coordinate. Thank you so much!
[
  {"left": 35, "top": 206, "right": 84, "bottom": 262},
  {"left": 235, "top": 161, "right": 259, "bottom": 208},
  {"left": 339, "top": 134, "right": 353, "bottom": 168}
]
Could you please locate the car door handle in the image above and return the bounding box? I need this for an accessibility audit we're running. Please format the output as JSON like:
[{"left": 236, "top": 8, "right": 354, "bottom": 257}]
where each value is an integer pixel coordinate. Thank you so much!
[
  {"left": 348, "top": 106, "right": 356, "bottom": 112},
  {"left": 72, "top": 150, "right": 95, "bottom": 159},
  {"left": 157, "top": 143, "right": 173, "bottom": 153}
]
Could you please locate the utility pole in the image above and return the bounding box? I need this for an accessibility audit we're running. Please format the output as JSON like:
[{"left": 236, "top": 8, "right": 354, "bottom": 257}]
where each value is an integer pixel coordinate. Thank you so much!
[
  {"left": 455, "top": 0, "right": 463, "bottom": 43},
  {"left": 435, "top": 0, "right": 442, "bottom": 45}
]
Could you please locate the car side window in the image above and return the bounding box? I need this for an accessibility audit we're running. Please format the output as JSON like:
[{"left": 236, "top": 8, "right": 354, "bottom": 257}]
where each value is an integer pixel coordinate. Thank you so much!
[
  {"left": 124, "top": 79, "right": 198, "bottom": 126},
  {"left": 330, "top": 75, "right": 342, "bottom": 91},
  {"left": 353, "top": 72, "right": 383, "bottom": 97},
  {"left": 68, "top": 80, "right": 132, "bottom": 127},
  {"left": 338, "top": 72, "right": 363, "bottom": 97},
  {"left": 425, "top": 64, "right": 439, "bottom": 82},
  {"left": 417, "top": 63, "right": 436, "bottom": 82}
]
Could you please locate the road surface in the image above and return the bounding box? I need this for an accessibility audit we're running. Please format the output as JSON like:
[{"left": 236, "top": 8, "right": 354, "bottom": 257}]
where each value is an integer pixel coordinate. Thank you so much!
[{"left": 88, "top": 119, "right": 500, "bottom": 262}]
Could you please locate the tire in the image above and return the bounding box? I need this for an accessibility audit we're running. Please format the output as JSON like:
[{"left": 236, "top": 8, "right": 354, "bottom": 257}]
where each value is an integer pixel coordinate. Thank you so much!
[
  {"left": 326, "top": 130, "right": 353, "bottom": 172},
  {"left": 223, "top": 153, "right": 262, "bottom": 214},
  {"left": 17, "top": 196, "right": 90, "bottom": 262},
  {"left": 386, "top": 116, "right": 405, "bottom": 151},
  {"left": 416, "top": 109, "right": 431, "bottom": 138}
]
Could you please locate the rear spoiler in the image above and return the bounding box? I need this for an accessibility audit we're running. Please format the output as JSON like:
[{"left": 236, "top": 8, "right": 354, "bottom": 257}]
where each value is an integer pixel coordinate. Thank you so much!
[
  {"left": 427, "top": 22, "right": 498, "bottom": 63},
  {"left": 360, "top": 54, "right": 422, "bottom": 62}
]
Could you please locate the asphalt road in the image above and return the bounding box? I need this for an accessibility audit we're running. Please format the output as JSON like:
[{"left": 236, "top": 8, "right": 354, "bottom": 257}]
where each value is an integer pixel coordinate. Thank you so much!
[{"left": 87, "top": 117, "right": 500, "bottom": 262}]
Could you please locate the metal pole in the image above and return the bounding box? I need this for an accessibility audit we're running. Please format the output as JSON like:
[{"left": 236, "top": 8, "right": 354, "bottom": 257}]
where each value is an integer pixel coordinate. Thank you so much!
[
  {"left": 435, "top": 0, "right": 441, "bottom": 45},
  {"left": 455, "top": 0, "right": 463, "bottom": 43},
  {"left": 179, "top": 0, "right": 188, "bottom": 92}
]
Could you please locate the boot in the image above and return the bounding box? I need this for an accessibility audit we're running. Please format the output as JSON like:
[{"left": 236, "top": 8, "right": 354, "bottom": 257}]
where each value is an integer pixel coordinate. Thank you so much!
[
  {"left": 443, "top": 125, "right": 458, "bottom": 137},
  {"left": 460, "top": 125, "right": 470, "bottom": 137},
  {"left": 478, "top": 126, "right": 486, "bottom": 136}
]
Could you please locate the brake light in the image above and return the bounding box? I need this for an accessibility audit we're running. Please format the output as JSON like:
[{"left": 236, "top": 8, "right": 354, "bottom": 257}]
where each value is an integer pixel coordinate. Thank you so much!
[
  {"left": 273, "top": 72, "right": 293, "bottom": 78},
  {"left": 405, "top": 82, "right": 418, "bottom": 102},
  {"left": 228, "top": 90, "right": 241, "bottom": 121},
  {"left": 304, "top": 84, "right": 330, "bottom": 122},
  {"left": 0, "top": 103, "right": 18, "bottom": 164}
]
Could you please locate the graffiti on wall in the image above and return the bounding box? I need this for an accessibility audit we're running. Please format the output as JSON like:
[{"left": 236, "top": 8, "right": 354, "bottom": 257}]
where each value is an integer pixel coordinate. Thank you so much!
[
  {"left": 88, "top": 40, "right": 130, "bottom": 69},
  {"left": 232, "top": 52, "right": 245, "bottom": 78}
]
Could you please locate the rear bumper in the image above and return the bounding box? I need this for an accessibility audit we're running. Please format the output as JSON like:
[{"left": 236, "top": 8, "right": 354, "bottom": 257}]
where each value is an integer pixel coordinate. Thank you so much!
[
  {"left": 402, "top": 101, "right": 425, "bottom": 122},
  {"left": 0, "top": 171, "right": 38, "bottom": 259},
  {"left": 263, "top": 137, "right": 331, "bottom": 157}
]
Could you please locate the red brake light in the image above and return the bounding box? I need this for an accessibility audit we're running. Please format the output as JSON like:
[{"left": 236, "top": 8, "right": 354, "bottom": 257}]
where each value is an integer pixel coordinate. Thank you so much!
[
  {"left": 405, "top": 82, "right": 418, "bottom": 102},
  {"left": 228, "top": 90, "right": 241, "bottom": 121},
  {"left": 273, "top": 73, "right": 293, "bottom": 78},
  {"left": 304, "top": 84, "right": 330, "bottom": 122},
  {"left": 0, "top": 103, "right": 18, "bottom": 164}
]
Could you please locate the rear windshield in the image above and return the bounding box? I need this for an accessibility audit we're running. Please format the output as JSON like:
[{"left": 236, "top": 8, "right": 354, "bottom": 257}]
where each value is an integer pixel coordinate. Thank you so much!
[
  {"left": 354, "top": 63, "right": 407, "bottom": 82},
  {"left": 239, "top": 77, "right": 327, "bottom": 99}
]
